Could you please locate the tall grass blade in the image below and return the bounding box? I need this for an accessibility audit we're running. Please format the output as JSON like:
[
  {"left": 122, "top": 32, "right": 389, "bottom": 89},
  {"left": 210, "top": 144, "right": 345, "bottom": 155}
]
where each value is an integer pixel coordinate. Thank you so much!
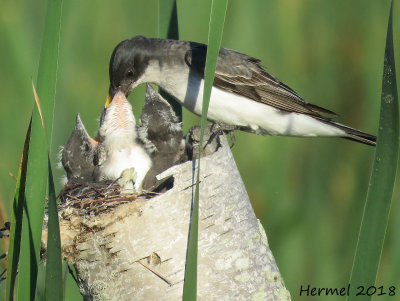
[
  {"left": 347, "top": 2, "right": 399, "bottom": 300},
  {"left": 158, "top": 0, "right": 179, "bottom": 41},
  {"left": 17, "top": 0, "right": 63, "bottom": 299},
  {"left": 182, "top": 1, "right": 228, "bottom": 300},
  {"left": 44, "top": 162, "right": 63, "bottom": 301},
  {"left": 32, "top": 83, "right": 63, "bottom": 301},
  {"left": 158, "top": 0, "right": 182, "bottom": 119},
  {"left": 5, "top": 119, "right": 32, "bottom": 301}
]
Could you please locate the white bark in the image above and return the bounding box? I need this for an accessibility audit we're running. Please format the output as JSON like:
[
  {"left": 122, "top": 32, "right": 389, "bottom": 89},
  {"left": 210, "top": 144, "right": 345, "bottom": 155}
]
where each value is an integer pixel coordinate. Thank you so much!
[{"left": 51, "top": 135, "right": 291, "bottom": 301}]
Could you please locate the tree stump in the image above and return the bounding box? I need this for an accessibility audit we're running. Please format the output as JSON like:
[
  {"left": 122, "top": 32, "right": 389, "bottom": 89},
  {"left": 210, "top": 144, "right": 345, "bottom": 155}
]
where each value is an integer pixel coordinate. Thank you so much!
[{"left": 45, "top": 133, "right": 291, "bottom": 300}]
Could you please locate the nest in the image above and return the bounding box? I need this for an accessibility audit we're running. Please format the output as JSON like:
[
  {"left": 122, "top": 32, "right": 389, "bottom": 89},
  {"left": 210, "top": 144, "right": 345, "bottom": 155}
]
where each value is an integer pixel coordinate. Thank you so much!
[
  {"left": 56, "top": 125, "right": 223, "bottom": 214},
  {"left": 44, "top": 182, "right": 158, "bottom": 263},
  {"left": 57, "top": 182, "right": 159, "bottom": 214}
]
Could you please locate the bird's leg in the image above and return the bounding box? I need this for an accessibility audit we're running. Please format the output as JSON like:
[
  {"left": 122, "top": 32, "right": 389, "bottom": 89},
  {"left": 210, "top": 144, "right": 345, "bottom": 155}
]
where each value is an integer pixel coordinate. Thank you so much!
[
  {"left": 204, "top": 123, "right": 222, "bottom": 151},
  {"left": 118, "top": 167, "right": 138, "bottom": 194},
  {"left": 210, "top": 122, "right": 237, "bottom": 148},
  {"left": 228, "top": 131, "right": 236, "bottom": 148}
]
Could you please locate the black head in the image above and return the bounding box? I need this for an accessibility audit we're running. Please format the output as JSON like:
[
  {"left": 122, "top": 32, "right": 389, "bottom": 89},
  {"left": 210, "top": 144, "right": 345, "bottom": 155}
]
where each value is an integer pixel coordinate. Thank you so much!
[{"left": 108, "top": 36, "right": 152, "bottom": 98}]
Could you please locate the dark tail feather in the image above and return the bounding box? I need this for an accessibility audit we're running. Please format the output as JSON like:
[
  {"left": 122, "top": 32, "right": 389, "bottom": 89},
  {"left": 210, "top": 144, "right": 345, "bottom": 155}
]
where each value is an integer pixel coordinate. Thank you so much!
[
  {"left": 320, "top": 119, "right": 377, "bottom": 146},
  {"left": 343, "top": 134, "right": 376, "bottom": 146}
]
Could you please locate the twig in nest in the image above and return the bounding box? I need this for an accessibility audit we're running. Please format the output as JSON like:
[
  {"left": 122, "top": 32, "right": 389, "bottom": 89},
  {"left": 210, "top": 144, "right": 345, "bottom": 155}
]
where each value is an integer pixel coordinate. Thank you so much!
[{"left": 65, "top": 194, "right": 81, "bottom": 201}]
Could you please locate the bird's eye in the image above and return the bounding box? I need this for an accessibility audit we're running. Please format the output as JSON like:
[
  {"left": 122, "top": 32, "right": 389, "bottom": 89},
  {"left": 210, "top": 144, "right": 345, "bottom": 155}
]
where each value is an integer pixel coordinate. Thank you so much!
[{"left": 126, "top": 70, "right": 134, "bottom": 78}]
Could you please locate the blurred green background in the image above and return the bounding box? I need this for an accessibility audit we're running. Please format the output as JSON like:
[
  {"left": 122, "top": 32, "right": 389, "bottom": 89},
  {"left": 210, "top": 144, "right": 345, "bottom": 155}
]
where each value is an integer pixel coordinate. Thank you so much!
[{"left": 0, "top": 0, "right": 399, "bottom": 299}]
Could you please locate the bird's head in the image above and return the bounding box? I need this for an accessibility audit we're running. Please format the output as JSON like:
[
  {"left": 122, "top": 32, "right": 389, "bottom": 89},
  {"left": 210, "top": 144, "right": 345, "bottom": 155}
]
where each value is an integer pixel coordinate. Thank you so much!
[
  {"left": 98, "top": 91, "right": 137, "bottom": 142},
  {"left": 61, "top": 114, "right": 98, "bottom": 182},
  {"left": 106, "top": 36, "right": 155, "bottom": 107}
]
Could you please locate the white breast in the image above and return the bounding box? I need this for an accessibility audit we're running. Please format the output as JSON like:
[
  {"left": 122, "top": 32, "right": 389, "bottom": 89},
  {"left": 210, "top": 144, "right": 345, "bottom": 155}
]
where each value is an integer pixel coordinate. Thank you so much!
[{"left": 99, "top": 140, "right": 152, "bottom": 190}]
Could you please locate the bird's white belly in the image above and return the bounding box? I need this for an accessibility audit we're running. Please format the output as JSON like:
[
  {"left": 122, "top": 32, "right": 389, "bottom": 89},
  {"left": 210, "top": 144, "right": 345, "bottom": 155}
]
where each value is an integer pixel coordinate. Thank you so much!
[
  {"left": 171, "top": 78, "right": 345, "bottom": 137},
  {"left": 101, "top": 145, "right": 152, "bottom": 184}
]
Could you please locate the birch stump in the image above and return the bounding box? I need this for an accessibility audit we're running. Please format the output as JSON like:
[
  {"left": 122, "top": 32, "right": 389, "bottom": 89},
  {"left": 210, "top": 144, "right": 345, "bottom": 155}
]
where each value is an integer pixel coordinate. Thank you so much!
[{"left": 47, "top": 132, "right": 291, "bottom": 301}]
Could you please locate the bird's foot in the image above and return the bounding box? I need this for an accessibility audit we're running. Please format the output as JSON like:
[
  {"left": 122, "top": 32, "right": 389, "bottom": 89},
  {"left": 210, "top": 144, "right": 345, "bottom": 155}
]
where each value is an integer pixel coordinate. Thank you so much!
[
  {"left": 118, "top": 168, "right": 138, "bottom": 194},
  {"left": 210, "top": 122, "right": 236, "bottom": 148},
  {"left": 186, "top": 124, "right": 226, "bottom": 159}
]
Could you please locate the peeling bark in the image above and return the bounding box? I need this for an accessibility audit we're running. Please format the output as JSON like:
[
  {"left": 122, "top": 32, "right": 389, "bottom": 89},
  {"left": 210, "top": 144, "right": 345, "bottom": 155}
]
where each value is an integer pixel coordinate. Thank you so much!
[{"left": 44, "top": 134, "right": 291, "bottom": 300}]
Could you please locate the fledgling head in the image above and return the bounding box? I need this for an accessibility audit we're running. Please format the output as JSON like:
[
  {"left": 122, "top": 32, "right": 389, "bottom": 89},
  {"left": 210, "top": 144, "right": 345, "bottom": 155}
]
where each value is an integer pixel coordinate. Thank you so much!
[
  {"left": 139, "top": 85, "right": 188, "bottom": 190},
  {"left": 138, "top": 84, "right": 183, "bottom": 154},
  {"left": 142, "top": 84, "right": 181, "bottom": 133},
  {"left": 62, "top": 114, "right": 98, "bottom": 183},
  {"left": 98, "top": 91, "right": 137, "bottom": 143}
]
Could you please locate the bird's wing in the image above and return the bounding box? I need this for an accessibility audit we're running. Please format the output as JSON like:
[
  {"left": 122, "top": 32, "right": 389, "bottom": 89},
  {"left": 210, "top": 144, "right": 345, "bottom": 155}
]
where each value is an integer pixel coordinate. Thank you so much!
[{"left": 185, "top": 44, "right": 336, "bottom": 117}]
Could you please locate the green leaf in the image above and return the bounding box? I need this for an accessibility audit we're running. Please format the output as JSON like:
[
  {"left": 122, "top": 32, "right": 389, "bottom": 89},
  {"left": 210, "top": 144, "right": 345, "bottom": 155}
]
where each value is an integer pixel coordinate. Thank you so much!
[
  {"left": 45, "top": 162, "right": 63, "bottom": 301},
  {"left": 5, "top": 119, "right": 32, "bottom": 301},
  {"left": 31, "top": 69, "right": 63, "bottom": 301},
  {"left": 17, "top": 0, "right": 63, "bottom": 300},
  {"left": 158, "top": 0, "right": 179, "bottom": 40},
  {"left": 347, "top": 2, "right": 399, "bottom": 300},
  {"left": 182, "top": 1, "right": 228, "bottom": 300},
  {"left": 158, "top": 0, "right": 182, "bottom": 119}
]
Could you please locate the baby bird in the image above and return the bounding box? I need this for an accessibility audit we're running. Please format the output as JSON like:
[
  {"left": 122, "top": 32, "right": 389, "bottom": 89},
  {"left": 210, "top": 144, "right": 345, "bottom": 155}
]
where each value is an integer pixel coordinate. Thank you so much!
[
  {"left": 138, "top": 84, "right": 187, "bottom": 189},
  {"left": 94, "top": 91, "right": 152, "bottom": 193},
  {"left": 61, "top": 113, "right": 98, "bottom": 184}
]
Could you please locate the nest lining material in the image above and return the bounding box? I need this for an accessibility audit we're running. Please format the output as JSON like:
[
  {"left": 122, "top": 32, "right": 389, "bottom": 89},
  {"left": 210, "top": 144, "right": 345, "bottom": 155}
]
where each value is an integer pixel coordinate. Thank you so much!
[{"left": 57, "top": 182, "right": 159, "bottom": 213}]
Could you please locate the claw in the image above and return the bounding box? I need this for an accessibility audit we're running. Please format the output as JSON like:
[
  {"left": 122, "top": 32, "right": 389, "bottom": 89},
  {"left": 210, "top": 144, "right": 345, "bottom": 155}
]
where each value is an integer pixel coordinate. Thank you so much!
[
  {"left": 210, "top": 122, "right": 236, "bottom": 148},
  {"left": 118, "top": 167, "right": 138, "bottom": 194}
]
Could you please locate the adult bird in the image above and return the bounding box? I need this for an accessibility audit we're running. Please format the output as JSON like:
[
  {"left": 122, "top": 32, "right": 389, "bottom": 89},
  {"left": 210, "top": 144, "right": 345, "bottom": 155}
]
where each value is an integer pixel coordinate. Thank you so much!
[{"left": 107, "top": 35, "right": 376, "bottom": 146}]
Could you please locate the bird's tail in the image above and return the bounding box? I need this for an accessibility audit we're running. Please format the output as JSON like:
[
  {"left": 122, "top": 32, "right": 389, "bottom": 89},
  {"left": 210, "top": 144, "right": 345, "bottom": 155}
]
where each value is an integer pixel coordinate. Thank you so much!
[{"left": 322, "top": 119, "right": 376, "bottom": 146}]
